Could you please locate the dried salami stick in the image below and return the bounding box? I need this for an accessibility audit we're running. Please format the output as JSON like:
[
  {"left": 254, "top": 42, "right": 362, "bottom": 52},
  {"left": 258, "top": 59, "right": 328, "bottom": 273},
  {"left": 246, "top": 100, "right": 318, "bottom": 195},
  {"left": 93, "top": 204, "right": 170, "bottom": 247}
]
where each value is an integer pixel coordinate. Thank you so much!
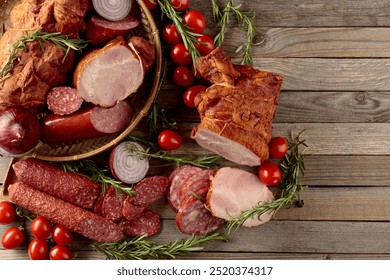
[
  {"left": 8, "top": 182, "right": 123, "bottom": 242},
  {"left": 13, "top": 158, "right": 101, "bottom": 210}
]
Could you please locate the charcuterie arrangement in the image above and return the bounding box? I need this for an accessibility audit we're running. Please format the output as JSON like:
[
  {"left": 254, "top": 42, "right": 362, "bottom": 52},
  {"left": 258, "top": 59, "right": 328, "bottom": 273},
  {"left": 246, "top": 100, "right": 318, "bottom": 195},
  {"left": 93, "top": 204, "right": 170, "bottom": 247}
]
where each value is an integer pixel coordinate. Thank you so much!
[{"left": 0, "top": 0, "right": 308, "bottom": 260}]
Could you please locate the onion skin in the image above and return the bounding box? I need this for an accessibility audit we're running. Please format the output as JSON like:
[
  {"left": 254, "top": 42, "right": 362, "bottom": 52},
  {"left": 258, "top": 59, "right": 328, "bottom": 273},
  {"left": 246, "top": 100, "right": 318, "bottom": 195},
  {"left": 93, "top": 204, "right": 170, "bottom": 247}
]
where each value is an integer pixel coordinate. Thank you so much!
[
  {"left": 0, "top": 106, "right": 40, "bottom": 157},
  {"left": 92, "top": 0, "right": 133, "bottom": 21},
  {"left": 109, "top": 141, "right": 149, "bottom": 184}
]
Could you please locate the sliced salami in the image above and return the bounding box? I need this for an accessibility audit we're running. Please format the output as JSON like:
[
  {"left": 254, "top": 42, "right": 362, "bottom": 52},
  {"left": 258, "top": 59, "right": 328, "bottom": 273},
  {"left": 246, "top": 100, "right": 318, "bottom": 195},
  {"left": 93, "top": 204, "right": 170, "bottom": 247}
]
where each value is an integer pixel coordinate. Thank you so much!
[
  {"left": 178, "top": 179, "right": 210, "bottom": 208},
  {"left": 133, "top": 176, "right": 170, "bottom": 207},
  {"left": 167, "top": 165, "right": 202, "bottom": 212},
  {"left": 93, "top": 192, "right": 105, "bottom": 216},
  {"left": 176, "top": 196, "right": 225, "bottom": 236},
  {"left": 122, "top": 195, "right": 145, "bottom": 220},
  {"left": 122, "top": 210, "right": 161, "bottom": 237},
  {"left": 177, "top": 169, "right": 215, "bottom": 207},
  {"left": 101, "top": 186, "right": 127, "bottom": 223},
  {"left": 47, "top": 86, "right": 83, "bottom": 115}
]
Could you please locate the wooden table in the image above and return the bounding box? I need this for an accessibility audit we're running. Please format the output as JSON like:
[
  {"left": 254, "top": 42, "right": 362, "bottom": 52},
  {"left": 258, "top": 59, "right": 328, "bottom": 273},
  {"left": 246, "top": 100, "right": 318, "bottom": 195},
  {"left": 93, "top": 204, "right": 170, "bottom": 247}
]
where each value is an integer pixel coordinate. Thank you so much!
[{"left": 1, "top": 0, "right": 390, "bottom": 260}]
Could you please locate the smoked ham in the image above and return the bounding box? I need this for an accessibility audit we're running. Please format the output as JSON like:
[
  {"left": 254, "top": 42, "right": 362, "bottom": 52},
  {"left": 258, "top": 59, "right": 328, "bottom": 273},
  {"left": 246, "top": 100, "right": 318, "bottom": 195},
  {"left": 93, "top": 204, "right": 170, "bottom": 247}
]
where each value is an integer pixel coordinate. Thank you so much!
[
  {"left": 73, "top": 37, "right": 145, "bottom": 107},
  {"left": 0, "top": 0, "right": 90, "bottom": 112},
  {"left": 207, "top": 167, "right": 274, "bottom": 227},
  {"left": 192, "top": 47, "right": 283, "bottom": 166}
]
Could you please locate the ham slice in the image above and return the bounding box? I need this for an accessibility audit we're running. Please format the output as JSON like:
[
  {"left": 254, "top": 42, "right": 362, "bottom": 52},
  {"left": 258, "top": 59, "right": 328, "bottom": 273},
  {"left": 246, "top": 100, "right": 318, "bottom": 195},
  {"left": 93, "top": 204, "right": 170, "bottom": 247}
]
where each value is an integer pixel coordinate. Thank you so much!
[
  {"left": 73, "top": 37, "right": 144, "bottom": 107},
  {"left": 207, "top": 167, "right": 274, "bottom": 227}
]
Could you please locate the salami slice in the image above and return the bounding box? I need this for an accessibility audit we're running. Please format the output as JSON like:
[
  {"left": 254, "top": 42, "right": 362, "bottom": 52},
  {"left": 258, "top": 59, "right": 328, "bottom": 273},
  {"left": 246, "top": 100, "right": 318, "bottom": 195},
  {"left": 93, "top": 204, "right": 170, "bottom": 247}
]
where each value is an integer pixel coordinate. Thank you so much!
[
  {"left": 167, "top": 166, "right": 202, "bottom": 212},
  {"left": 122, "top": 195, "right": 145, "bottom": 220},
  {"left": 8, "top": 182, "right": 123, "bottom": 242},
  {"left": 133, "top": 176, "right": 170, "bottom": 207},
  {"left": 177, "top": 169, "right": 215, "bottom": 207},
  {"left": 122, "top": 210, "right": 161, "bottom": 237},
  {"left": 178, "top": 179, "right": 210, "bottom": 208},
  {"left": 176, "top": 196, "right": 225, "bottom": 236},
  {"left": 47, "top": 86, "right": 83, "bottom": 115},
  {"left": 101, "top": 187, "right": 127, "bottom": 223},
  {"left": 13, "top": 158, "right": 101, "bottom": 210},
  {"left": 93, "top": 192, "right": 105, "bottom": 216}
]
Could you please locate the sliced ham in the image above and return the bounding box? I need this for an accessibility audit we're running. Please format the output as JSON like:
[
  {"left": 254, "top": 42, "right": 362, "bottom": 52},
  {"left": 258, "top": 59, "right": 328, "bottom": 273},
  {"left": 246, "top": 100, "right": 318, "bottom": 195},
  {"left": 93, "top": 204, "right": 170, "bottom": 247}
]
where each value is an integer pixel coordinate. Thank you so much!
[
  {"left": 73, "top": 37, "right": 144, "bottom": 107},
  {"left": 207, "top": 167, "right": 274, "bottom": 227}
]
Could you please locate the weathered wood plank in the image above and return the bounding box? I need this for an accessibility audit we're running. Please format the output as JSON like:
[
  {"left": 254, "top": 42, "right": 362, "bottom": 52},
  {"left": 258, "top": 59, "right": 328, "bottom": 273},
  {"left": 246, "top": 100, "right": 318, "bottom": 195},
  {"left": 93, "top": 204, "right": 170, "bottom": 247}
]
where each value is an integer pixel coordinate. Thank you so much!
[
  {"left": 152, "top": 187, "right": 390, "bottom": 221},
  {"left": 200, "top": 0, "right": 390, "bottom": 27},
  {"left": 256, "top": 58, "right": 390, "bottom": 91},
  {"left": 259, "top": 28, "right": 390, "bottom": 58},
  {"left": 158, "top": 90, "right": 390, "bottom": 123},
  {"left": 173, "top": 123, "right": 390, "bottom": 156}
]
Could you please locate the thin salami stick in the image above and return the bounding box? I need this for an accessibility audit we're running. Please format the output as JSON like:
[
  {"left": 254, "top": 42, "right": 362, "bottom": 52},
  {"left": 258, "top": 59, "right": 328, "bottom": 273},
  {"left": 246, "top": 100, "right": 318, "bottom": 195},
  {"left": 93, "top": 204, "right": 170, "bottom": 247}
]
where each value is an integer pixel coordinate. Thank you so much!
[{"left": 8, "top": 182, "right": 123, "bottom": 242}]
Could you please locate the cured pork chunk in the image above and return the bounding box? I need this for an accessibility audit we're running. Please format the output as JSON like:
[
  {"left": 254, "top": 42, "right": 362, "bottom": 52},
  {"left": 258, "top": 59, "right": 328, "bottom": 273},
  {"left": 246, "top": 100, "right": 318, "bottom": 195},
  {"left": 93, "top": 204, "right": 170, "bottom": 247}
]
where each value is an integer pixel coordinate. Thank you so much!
[{"left": 192, "top": 48, "right": 283, "bottom": 166}]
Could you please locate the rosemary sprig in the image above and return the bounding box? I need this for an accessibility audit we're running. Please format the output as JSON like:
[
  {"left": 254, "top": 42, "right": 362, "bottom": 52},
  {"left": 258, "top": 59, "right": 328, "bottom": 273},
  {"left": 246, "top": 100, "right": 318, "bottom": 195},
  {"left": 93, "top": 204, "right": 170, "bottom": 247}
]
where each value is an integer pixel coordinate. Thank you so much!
[
  {"left": 157, "top": 0, "right": 201, "bottom": 65},
  {"left": 61, "top": 160, "right": 134, "bottom": 196},
  {"left": 127, "top": 142, "right": 221, "bottom": 168},
  {"left": 0, "top": 28, "right": 88, "bottom": 78},
  {"left": 92, "top": 232, "right": 228, "bottom": 260},
  {"left": 212, "top": 0, "right": 265, "bottom": 65},
  {"left": 226, "top": 131, "right": 308, "bottom": 233}
]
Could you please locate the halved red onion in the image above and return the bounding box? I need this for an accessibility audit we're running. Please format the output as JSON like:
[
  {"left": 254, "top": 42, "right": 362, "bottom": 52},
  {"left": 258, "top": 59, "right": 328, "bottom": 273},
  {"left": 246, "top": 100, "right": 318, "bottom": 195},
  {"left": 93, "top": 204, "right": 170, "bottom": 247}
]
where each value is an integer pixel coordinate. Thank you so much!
[
  {"left": 0, "top": 106, "right": 40, "bottom": 157},
  {"left": 92, "top": 0, "right": 133, "bottom": 21},
  {"left": 109, "top": 141, "right": 149, "bottom": 184}
]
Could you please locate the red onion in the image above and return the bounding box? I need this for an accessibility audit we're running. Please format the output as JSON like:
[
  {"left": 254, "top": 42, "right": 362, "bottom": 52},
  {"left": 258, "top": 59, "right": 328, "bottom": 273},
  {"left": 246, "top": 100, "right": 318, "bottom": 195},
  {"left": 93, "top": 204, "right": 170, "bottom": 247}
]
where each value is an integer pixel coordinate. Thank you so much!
[
  {"left": 0, "top": 106, "right": 40, "bottom": 157},
  {"left": 109, "top": 141, "right": 149, "bottom": 184},
  {"left": 92, "top": 0, "right": 133, "bottom": 21}
]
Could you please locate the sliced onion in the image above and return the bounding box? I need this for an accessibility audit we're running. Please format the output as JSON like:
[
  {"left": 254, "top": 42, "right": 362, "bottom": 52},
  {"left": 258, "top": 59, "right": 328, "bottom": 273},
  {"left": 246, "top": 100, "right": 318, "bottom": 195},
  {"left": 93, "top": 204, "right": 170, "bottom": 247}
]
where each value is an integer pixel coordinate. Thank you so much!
[
  {"left": 109, "top": 141, "right": 149, "bottom": 184},
  {"left": 92, "top": 0, "right": 133, "bottom": 21},
  {"left": 0, "top": 106, "right": 40, "bottom": 157}
]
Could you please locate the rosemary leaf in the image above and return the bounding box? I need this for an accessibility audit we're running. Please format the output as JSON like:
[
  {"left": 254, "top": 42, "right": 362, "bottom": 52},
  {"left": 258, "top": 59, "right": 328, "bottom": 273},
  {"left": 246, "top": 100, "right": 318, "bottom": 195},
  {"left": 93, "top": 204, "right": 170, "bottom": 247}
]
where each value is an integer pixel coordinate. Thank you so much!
[
  {"left": 126, "top": 143, "right": 221, "bottom": 168},
  {"left": 92, "top": 233, "right": 228, "bottom": 260},
  {"left": 0, "top": 28, "right": 88, "bottom": 78},
  {"left": 61, "top": 160, "right": 134, "bottom": 196},
  {"left": 226, "top": 131, "right": 308, "bottom": 233}
]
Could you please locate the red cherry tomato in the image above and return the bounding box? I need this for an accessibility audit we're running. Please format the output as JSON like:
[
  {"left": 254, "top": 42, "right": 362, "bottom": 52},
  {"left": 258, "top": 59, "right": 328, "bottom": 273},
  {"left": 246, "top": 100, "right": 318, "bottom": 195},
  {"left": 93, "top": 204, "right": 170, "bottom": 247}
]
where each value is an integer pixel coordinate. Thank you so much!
[
  {"left": 195, "top": 34, "right": 215, "bottom": 56},
  {"left": 158, "top": 130, "right": 183, "bottom": 150},
  {"left": 49, "top": 245, "right": 73, "bottom": 260},
  {"left": 28, "top": 239, "right": 49, "bottom": 260},
  {"left": 1, "top": 227, "right": 24, "bottom": 249},
  {"left": 0, "top": 201, "right": 15, "bottom": 225},
  {"left": 173, "top": 66, "right": 194, "bottom": 87},
  {"left": 31, "top": 216, "right": 52, "bottom": 240},
  {"left": 52, "top": 224, "right": 73, "bottom": 246},
  {"left": 143, "top": 0, "right": 157, "bottom": 10},
  {"left": 170, "top": 43, "right": 192, "bottom": 66},
  {"left": 170, "top": 0, "right": 189, "bottom": 11},
  {"left": 183, "top": 85, "right": 207, "bottom": 108},
  {"left": 269, "top": 136, "right": 289, "bottom": 159},
  {"left": 183, "top": 10, "right": 206, "bottom": 34},
  {"left": 162, "top": 24, "right": 182, "bottom": 45},
  {"left": 258, "top": 161, "right": 282, "bottom": 186}
]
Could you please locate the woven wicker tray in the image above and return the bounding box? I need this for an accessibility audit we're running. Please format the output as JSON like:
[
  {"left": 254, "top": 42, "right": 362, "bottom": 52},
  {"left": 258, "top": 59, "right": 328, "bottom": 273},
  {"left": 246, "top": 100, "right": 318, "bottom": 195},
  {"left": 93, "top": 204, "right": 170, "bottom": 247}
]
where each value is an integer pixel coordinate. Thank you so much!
[{"left": 0, "top": 0, "right": 162, "bottom": 162}]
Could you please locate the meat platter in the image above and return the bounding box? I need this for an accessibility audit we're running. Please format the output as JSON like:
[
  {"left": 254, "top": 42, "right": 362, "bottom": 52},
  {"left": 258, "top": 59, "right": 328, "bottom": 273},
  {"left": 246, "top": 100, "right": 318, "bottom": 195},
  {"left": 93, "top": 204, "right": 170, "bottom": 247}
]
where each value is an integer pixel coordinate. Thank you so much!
[{"left": 0, "top": 0, "right": 162, "bottom": 162}]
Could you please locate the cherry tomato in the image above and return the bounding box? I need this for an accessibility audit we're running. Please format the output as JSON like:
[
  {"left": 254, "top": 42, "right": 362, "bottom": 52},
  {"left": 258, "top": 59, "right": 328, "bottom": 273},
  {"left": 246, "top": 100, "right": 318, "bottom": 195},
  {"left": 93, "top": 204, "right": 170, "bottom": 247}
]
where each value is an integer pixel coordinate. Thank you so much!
[
  {"left": 183, "top": 85, "right": 207, "bottom": 108},
  {"left": 162, "top": 24, "right": 182, "bottom": 45},
  {"left": 0, "top": 201, "right": 15, "bottom": 225},
  {"left": 195, "top": 34, "right": 215, "bottom": 56},
  {"left": 31, "top": 216, "right": 52, "bottom": 240},
  {"left": 28, "top": 239, "right": 49, "bottom": 260},
  {"left": 170, "top": 0, "right": 189, "bottom": 11},
  {"left": 170, "top": 43, "right": 192, "bottom": 66},
  {"left": 1, "top": 227, "right": 24, "bottom": 249},
  {"left": 173, "top": 66, "right": 194, "bottom": 87},
  {"left": 49, "top": 245, "right": 73, "bottom": 260},
  {"left": 52, "top": 224, "right": 73, "bottom": 246},
  {"left": 258, "top": 161, "right": 282, "bottom": 186},
  {"left": 269, "top": 136, "right": 289, "bottom": 159},
  {"left": 158, "top": 129, "right": 183, "bottom": 150},
  {"left": 183, "top": 10, "right": 206, "bottom": 34},
  {"left": 143, "top": 0, "right": 157, "bottom": 10}
]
